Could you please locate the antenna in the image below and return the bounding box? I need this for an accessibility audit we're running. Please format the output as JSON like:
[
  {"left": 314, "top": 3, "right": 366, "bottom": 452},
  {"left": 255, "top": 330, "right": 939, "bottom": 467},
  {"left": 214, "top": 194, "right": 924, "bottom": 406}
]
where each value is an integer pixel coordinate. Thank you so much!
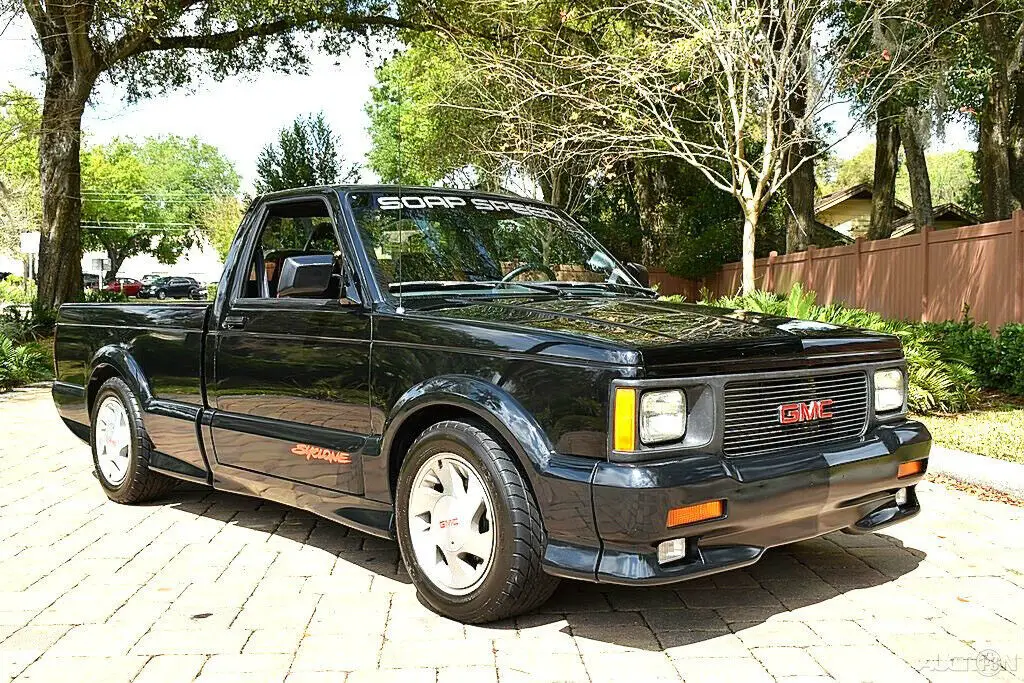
[{"left": 395, "top": 68, "right": 405, "bottom": 316}]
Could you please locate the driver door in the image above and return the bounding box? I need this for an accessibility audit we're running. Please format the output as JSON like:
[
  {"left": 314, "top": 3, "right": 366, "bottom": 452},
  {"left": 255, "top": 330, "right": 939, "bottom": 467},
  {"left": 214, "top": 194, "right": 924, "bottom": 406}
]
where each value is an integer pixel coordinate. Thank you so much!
[{"left": 208, "top": 196, "right": 372, "bottom": 494}]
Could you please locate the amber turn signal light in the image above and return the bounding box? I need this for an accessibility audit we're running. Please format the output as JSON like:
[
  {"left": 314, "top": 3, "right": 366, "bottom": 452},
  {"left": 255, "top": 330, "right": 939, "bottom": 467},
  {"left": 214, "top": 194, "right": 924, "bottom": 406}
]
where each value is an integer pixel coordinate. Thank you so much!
[
  {"left": 667, "top": 500, "right": 725, "bottom": 528},
  {"left": 897, "top": 460, "right": 925, "bottom": 479},
  {"left": 613, "top": 387, "right": 637, "bottom": 452}
]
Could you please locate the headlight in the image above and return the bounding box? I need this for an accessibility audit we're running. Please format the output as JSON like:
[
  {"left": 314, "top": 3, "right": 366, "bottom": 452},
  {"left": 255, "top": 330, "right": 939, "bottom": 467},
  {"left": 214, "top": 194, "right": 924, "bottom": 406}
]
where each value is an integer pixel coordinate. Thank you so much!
[
  {"left": 874, "top": 368, "right": 905, "bottom": 412},
  {"left": 639, "top": 389, "right": 686, "bottom": 444}
]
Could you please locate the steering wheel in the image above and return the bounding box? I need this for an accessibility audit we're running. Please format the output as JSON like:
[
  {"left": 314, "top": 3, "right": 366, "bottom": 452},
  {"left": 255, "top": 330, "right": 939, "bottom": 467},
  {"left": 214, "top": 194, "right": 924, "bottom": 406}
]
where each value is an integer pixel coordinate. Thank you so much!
[{"left": 501, "top": 263, "right": 556, "bottom": 282}]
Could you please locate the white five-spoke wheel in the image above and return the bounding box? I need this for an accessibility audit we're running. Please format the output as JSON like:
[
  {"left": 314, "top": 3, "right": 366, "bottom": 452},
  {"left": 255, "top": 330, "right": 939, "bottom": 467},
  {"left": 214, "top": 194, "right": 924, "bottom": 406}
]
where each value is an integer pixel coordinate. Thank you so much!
[
  {"left": 95, "top": 395, "right": 131, "bottom": 486},
  {"left": 395, "top": 420, "right": 560, "bottom": 623},
  {"left": 408, "top": 452, "right": 496, "bottom": 595},
  {"left": 90, "top": 377, "right": 176, "bottom": 504}
]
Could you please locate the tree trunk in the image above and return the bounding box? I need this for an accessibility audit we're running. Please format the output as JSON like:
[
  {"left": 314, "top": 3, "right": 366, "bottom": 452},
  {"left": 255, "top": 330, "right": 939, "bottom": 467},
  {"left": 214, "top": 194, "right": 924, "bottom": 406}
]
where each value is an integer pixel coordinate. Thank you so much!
[
  {"left": 975, "top": 8, "right": 1021, "bottom": 221},
  {"left": 741, "top": 206, "right": 757, "bottom": 296},
  {"left": 978, "top": 73, "right": 1016, "bottom": 221},
  {"left": 1008, "top": 80, "right": 1024, "bottom": 211},
  {"left": 785, "top": 155, "right": 814, "bottom": 253},
  {"left": 633, "top": 160, "right": 668, "bottom": 265},
  {"left": 36, "top": 80, "right": 88, "bottom": 308},
  {"left": 900, "top": 108, "right": 934, "bottom": 230},
  {"left": 103, "top": 250, "right": 126, "bottom": 284},
  {"left": 868, "top": 113, "right": 902, "bottom": 240},
  {"left": 783, "top": 17, "right": 814, "bottom": 254},
  {"left": 539, "top": 169, "right": 569, "bottom": 209}
]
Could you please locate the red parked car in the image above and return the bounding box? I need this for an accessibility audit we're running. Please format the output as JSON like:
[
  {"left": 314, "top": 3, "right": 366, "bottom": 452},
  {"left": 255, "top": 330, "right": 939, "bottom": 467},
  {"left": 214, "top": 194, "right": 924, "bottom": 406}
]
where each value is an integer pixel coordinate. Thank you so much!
[{"left": 104, "top": 278, "right": 142, "bottom": 297}]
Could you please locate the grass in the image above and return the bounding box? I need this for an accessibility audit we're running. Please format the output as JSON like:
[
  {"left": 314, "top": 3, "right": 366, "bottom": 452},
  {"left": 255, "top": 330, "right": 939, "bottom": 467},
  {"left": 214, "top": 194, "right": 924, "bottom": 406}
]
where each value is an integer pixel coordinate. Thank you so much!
[{"left": 915, "top": 391, "right": 1024, "bottom": 464}]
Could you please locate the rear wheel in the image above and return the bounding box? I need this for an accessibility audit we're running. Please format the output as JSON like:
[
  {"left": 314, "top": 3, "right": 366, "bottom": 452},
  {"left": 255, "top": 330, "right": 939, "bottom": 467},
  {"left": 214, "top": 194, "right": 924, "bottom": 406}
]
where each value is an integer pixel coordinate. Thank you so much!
[
  {"left": 395, "top": 421, "right": 559, "bottom": 623},
  {"left": 90, "top": 377, "right": 176, "bottom": 504}
]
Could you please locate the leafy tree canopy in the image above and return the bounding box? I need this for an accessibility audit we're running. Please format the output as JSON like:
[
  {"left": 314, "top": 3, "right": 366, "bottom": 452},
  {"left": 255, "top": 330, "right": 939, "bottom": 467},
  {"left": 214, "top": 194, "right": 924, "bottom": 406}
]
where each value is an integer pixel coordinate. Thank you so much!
[
  {"left": 0, "top": 88, "right": 42, "bottom": 255},
  {"left": 6, "top": 0, "right": 420, "bottom": 306},
  {"left": 255, "top": 112, "right": 359, "bottom": 193},
  {"left": 367, "top": 37, "right": 506, "bottom": 188},
  {"left": 81, "top": 136, "right": 240, "bottom": 280},
  {"left": 205, "top": 196, "right": 245, "bottom": 260},
  {"left": 823, "top": 145, "right": 980, "bottom": 215}
]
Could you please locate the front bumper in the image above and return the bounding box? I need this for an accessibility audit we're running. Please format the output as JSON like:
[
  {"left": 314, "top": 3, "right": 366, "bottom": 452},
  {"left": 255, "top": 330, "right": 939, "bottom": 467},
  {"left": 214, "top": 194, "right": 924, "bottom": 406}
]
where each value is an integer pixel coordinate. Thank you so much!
[{"left": 542, "top": 420, "right": 930, "bottom": 585}]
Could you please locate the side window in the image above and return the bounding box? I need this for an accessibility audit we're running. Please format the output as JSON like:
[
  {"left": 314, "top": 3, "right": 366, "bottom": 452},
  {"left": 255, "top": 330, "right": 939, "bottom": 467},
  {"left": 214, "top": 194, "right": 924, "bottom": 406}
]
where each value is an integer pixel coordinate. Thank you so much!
[{"left": 241, "top": 199, "right": 342, "bottom": 299}]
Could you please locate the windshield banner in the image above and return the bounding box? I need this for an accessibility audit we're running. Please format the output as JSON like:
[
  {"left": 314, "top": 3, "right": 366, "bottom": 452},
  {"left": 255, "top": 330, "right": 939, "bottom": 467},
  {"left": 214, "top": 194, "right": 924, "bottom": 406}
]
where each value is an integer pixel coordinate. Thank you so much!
[{"left": 375, "top": 194, "right": 563, "bottom": 221}]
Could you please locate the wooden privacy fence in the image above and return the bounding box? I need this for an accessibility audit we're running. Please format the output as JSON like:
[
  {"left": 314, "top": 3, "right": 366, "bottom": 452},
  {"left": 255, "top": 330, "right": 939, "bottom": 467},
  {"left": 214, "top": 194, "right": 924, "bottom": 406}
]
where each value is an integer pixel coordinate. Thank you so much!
[{"left": 651, "top": 209, "right": 1024, "bottom": 328}]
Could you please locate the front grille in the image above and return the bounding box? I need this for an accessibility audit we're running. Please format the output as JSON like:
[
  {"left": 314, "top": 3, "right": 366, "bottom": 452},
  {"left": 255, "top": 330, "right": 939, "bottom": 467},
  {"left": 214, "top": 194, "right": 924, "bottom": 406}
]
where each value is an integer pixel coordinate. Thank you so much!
[{"left": 722, "top": 371, "right": 868, "bottom": 458}]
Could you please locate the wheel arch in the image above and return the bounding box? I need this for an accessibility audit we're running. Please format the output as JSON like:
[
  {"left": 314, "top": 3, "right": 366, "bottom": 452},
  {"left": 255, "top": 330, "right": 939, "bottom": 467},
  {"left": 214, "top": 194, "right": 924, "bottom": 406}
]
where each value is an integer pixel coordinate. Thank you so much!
[
  {"left": 380, "top": 375, "right": 555, "bottom": 503},
  {"left": 87, "top": 346, "right": 153, "bottom": 415}
]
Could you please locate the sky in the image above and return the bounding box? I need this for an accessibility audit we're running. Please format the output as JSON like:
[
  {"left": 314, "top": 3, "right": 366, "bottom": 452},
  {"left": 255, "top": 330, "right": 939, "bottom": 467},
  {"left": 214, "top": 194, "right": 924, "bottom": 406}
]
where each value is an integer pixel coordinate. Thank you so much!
[
  {"left": 0, "top": 15, "right": 976, "bottom": 194},
  {"left": 0, "top": 16, "right": 388, "bottom": 193}
]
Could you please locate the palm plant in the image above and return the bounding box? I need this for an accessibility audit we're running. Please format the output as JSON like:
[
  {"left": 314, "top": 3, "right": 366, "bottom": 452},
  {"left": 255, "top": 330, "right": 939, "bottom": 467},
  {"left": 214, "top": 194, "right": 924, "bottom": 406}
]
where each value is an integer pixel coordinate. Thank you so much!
[{"left": 0, "top": 335, "right": 51, "bottom": 392}]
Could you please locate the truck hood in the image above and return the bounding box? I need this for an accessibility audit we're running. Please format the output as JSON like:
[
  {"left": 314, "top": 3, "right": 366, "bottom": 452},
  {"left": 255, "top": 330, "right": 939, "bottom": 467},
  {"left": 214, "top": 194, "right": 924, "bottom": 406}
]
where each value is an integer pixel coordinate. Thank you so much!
[{"left": 426, "top": 297, "right": 903, "bottom": 373}]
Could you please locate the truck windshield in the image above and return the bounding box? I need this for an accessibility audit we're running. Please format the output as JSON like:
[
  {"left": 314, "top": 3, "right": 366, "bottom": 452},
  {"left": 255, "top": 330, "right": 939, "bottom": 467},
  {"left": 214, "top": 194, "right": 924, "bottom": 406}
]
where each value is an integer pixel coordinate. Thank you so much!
[{"left": 347, "top": 191, "right": 646, "bottom": 298}]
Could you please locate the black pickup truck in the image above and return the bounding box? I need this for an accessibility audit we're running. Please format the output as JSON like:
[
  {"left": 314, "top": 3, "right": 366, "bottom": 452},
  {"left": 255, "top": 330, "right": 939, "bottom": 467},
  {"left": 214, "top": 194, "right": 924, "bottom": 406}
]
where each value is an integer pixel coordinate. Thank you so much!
[{"left": 52, "top": 186, "right": 930, "bottom": 623}]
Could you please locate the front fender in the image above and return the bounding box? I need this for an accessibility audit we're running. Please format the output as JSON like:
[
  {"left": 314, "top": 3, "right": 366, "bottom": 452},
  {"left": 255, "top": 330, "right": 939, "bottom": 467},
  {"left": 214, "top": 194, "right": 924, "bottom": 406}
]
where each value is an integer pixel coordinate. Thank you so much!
[
  {"left": 374, "top": 374, "right": 602, "bottom": 578},
  {"left": 381, "top": 374, "right": 555, "bottom": 475}
]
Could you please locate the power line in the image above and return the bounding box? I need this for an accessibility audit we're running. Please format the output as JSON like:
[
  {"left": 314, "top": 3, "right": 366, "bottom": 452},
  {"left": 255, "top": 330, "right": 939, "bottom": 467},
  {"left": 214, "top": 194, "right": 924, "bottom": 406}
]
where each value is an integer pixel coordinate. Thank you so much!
[
  {"left": 79, "top": 227, "right": 195, "bottom": 235},
  {"left": 79, "top": 191, "right": 231, "bottom": 198},
  {"left": 79, "top": 196, "right": 223, "bottom": 204},
  {"left": 80, "top": 220, "right": 196, "bottom": 226}
]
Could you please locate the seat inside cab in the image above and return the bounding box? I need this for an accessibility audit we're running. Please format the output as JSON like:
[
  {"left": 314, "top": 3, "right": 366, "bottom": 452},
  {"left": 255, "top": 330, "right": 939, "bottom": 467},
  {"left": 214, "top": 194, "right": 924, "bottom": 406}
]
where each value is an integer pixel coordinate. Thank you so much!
[{"left": 243, "top": 199, "right": 341, "bottom": 299}]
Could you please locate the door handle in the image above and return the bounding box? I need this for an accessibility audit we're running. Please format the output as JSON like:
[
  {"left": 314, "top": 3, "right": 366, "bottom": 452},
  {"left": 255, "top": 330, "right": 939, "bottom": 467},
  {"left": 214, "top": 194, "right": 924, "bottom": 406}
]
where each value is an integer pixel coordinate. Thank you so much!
[{"left": 222, "top": 315, "right": 246, "bottom": 330}]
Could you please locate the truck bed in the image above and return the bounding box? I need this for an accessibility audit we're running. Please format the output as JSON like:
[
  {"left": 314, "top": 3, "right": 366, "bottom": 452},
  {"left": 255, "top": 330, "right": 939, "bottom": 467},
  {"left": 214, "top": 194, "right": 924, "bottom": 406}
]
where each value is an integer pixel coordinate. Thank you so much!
[{"left": 53, "top": 302, "right": 212, "bottom": 477}]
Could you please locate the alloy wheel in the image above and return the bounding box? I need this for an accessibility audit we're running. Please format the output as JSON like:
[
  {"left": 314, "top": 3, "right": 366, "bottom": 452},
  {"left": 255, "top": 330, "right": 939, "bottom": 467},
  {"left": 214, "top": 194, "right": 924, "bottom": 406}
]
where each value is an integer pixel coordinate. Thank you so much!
[
  {"left": 408, "top": 452, "right": 496, "bottom": 596},
  {"left": 95, "top": 395, "right": 131, "bottom": 486}
]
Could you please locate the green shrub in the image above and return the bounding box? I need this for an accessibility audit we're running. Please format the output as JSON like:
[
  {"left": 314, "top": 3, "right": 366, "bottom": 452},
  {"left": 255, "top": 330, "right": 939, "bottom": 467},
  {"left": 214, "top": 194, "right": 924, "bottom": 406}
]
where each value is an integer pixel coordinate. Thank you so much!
[
  {"left": 0, "top": 302, "right": 58, "bottom": 342},
  {"left": 0, "top": 275, "right": 35, "bottom": 304},
  {"left": 919, "top": 319, "right": 999, "bottom": 385},
  {"left": 206, "top": 282, "right": 218, "bottom": 301},
  {"left": 84, "top": 289, "right": 129, "bottom": 303},
  {"left": 921, "top": 319, "right": 1024, "bottom": 397},
  {"left": 0, "top": 335, "right": 51, "bottom": 392},
  {"left": 689, "top": 284, "right": 978, "bottom": 413},
  {"left": 992, "top": 324, "right": 1024, "bottom": 395}
]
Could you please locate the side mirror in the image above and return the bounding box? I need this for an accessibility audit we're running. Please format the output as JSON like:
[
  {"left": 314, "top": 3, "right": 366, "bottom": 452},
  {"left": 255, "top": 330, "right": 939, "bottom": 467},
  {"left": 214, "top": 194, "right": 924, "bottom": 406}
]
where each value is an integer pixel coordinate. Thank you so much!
[
  {"left": 277, "top": 254, "right": 335, "bottom": 298},
  {"left": 625, "top": 262, "right": 650, "bottom": 288}
]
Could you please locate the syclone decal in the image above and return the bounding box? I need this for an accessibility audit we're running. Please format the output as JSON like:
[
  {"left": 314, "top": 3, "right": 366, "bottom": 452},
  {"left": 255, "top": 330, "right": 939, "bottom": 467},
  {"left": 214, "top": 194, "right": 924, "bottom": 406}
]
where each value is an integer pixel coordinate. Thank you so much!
[{"left": 291, "top": 443, "right": 352, "bottom": 465}]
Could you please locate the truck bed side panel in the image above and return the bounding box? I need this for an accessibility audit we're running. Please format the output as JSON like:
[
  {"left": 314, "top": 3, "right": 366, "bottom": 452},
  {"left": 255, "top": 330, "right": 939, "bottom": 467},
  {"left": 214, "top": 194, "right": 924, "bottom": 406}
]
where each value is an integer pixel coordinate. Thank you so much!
[{"left": 53, "top": 302, "right": 212, "bottom": 479}]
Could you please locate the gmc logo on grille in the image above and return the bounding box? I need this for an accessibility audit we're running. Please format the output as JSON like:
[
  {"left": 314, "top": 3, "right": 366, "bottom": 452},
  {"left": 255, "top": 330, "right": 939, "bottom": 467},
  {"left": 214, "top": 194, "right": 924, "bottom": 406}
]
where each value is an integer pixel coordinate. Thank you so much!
[{"left": 779, "top": 399, "right": 834, "bottom": 425}]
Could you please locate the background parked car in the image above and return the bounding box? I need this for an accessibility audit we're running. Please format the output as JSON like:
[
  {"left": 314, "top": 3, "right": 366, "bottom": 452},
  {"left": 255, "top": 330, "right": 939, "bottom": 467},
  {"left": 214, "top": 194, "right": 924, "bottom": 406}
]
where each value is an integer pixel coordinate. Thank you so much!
[
  {"left": 137, "top": 276, "right": 206, "bottom": 300},
  {"left": 82, "top": 273, "right": 100, "bottom": 290},
  {"left": 140, "top": 274, "right": 166, "bottom": 286},
  {"left": 104, "top": 278, "right": 143, "bottom": 297}
]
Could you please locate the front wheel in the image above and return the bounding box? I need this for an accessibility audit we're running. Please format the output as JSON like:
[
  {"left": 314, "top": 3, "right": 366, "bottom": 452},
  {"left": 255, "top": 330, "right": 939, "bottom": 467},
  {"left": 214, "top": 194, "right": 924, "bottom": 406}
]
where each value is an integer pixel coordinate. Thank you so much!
[
  {"left": 90, "top": 377, "right": 176, "bottom": 504},
  {"left": 395, "top": 421, "right": 559, "bottom": 623},
  {"left": 155, "top": 290, "right": 167, "bottom": 300}
]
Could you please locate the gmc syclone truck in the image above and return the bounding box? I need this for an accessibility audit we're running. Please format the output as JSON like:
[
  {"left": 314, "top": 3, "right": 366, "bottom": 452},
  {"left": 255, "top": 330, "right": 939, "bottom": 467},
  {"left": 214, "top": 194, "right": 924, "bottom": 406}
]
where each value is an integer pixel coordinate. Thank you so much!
[{"left": 52, "top": 186, "right": 930, "bottom": 623}]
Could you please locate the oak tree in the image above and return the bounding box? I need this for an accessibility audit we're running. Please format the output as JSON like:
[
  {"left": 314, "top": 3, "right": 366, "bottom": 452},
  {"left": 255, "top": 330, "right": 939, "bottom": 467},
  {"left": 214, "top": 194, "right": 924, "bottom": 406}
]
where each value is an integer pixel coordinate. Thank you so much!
[{"left": 4, "top": 0, "right": 413, "bottom": 306}]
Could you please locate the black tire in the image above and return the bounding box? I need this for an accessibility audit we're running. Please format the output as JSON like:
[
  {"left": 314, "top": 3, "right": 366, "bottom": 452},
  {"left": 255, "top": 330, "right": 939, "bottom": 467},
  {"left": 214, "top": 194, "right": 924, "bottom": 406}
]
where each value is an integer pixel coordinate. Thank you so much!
[
  {"left": 90, "top": 377, "right": 176, "bottom": 504},
  {"left": 395, "top": 420, "right": 559, "bottom": 623},
  {"left": 156, "top": 290, "right": 167, "bottom": 300}
]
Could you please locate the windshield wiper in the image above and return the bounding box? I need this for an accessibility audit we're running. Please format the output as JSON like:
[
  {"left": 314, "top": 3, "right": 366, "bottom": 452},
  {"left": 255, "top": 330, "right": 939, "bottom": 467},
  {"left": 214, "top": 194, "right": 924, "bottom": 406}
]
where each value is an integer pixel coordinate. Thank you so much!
[
  {"left": 474, "top": 280, "right": 562, "bottom": 296},
  {"left": 389, "top": 280, "right": 562, "bottom": 296},
  {"left": 544, "top": 281, "right": 658, "bottom": 298}
]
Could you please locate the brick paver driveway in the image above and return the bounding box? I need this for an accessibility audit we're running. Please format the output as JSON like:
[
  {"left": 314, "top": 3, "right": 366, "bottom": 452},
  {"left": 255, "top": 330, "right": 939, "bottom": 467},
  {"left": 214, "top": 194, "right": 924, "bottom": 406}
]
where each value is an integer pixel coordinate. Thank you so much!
[{"left": 1, "top": 388, "right": 1023, "bottom": 683}]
